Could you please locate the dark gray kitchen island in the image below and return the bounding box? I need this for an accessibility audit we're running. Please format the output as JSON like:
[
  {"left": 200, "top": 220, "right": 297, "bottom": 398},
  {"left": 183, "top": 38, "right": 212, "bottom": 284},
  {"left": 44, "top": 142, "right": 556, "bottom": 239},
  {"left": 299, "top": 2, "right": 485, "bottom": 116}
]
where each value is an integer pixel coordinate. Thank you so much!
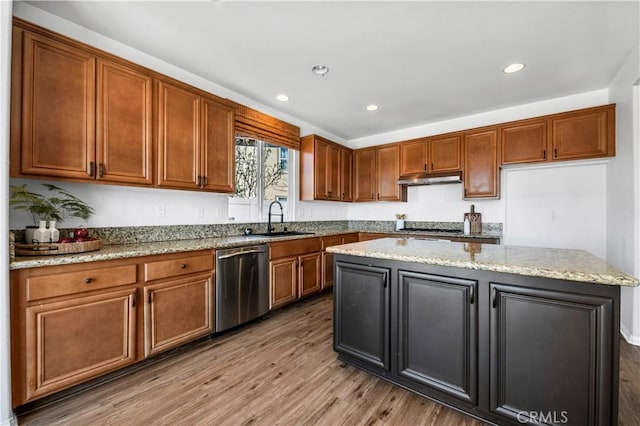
[{"left": 328, "top": 238, "right": 639, "bottom": 426}]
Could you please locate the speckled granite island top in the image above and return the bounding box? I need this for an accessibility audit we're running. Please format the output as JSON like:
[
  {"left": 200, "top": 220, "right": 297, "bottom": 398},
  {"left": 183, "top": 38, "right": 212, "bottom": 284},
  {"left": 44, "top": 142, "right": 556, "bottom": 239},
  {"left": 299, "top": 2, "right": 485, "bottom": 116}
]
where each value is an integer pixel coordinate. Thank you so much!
[{"left": 327, "top": 237, "right": 640, "bottom": 287}]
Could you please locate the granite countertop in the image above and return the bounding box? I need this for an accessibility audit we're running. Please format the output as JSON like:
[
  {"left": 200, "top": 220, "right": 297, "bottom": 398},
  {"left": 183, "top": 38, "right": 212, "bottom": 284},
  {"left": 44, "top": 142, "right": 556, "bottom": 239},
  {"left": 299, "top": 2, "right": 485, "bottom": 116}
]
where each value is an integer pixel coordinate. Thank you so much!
[
  {"left": 9, "top": 230, "right": 354, "bottom": 270},
  {"left": 327, "top": 237, "right": 640, "bottom": 287}
]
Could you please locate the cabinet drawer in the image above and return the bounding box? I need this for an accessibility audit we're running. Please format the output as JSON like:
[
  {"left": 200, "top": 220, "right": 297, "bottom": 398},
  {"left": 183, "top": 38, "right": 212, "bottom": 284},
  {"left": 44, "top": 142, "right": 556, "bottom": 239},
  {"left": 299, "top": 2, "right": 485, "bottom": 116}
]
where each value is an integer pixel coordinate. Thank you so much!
[
  {"left": 322, "top": 235, "right": 343, "bottom": 250},
  {"left": 144, "top": 254, "right": 213, "bottom": 281},
  {"left": 26, "top": 265, "right": 137, "bottom": 302},
  {"left": 269, "top": 238, "right": 322, "bottom": 259}
]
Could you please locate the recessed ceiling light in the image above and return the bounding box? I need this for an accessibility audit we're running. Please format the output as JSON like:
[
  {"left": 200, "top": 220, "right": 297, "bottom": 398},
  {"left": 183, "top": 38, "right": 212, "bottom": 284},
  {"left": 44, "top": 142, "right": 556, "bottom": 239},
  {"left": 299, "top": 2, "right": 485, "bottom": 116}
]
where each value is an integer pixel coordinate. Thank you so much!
[
  {"left": 276, "top": 94, "right": 290, "bottom": 102},
  {"left": 366, "top": 104, "right": 379, "bottom": 111},
  {"left": 311, "top": 64, "right": 330, "bottom": 76},
  {"left": 503, "top": 63, "right": 526, "bottom": 74}
]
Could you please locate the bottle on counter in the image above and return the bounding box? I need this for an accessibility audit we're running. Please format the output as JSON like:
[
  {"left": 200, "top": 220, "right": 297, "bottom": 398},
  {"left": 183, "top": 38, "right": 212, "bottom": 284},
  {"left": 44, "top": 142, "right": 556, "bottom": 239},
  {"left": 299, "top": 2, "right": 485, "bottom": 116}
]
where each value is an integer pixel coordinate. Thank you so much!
[
  {"left": 463, "top": 217, "right": 471, "bottom": 235},
  {"left": 33, "top": 220, "right": 51, "bottom": 244},
  {"left": 48, "top": 220, "right": 60, "bottom": 243}
]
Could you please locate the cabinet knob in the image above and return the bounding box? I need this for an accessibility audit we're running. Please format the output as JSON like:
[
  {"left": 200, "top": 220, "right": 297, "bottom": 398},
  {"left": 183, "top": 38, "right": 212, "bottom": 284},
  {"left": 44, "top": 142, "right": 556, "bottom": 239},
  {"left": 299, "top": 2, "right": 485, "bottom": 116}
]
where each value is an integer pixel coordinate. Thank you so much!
[
  {"left": 85, "top": 278, "right": 93, "bottom": 284},
  {"left": 180, "top": 264, "right": 187, "bottom": 269},
  {"left": 99, "top": 163, "right": 105, "bottom": 178}
]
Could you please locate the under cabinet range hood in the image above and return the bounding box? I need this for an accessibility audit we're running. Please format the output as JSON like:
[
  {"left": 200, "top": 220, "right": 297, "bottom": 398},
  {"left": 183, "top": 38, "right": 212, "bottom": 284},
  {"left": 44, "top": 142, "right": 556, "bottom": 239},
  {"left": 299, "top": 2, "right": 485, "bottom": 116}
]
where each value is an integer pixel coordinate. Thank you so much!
[{"left": 397, "top": 171, "right": 463, "bottom": 186}]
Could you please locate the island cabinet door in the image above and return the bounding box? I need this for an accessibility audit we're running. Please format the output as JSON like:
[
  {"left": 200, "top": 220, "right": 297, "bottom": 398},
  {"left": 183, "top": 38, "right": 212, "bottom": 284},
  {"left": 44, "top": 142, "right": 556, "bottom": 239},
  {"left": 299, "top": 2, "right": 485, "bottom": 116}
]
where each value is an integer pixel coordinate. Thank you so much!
[
  {"left": 334, "top": 262, "right": 390, "bottom": 370},
  {"left": 490, "top": 284, "right": 614, "bottom": 426},
  {"left": 397, "top": 271, "right": 477, "bottom": 404}
]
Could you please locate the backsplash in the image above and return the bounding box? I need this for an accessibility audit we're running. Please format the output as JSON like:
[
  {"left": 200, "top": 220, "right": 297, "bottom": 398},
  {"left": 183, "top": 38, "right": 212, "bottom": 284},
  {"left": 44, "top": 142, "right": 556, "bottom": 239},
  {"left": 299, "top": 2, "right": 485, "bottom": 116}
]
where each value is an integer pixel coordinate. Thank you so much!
[
  {"left": 11, "top": 221, "right": 349, "bottom": 245},
  {"left": 11, "top": 220, "right": 502, "bottom": 245},
  {"left": 347, "top": 220, "right": 503, "bottom": 234}
]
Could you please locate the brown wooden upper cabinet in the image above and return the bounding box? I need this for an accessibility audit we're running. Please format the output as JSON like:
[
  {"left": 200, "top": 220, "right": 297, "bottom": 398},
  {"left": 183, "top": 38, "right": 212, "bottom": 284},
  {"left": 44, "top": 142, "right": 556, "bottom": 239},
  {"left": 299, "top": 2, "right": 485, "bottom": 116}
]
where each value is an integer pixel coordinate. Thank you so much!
[
  {"left": 354, "top": 147, "right": 377, "bottom": 202},
  {"left": 376, "top": 144, "right": 405, "bottom": 201},
  {"left": 12, "top": 28, "right": 153, "bottom": 185},
  {"left": 157, "top": 80, "right": 234, "bottom": 192},
  {"left": 300, "top": 134, "right": 353, "bottom": 201},
  {"left": 463, "top": 129, "right": 500, "bottom": 199},
  {"left": 400, "top": 134, "right": 462, "bottom": 175},
  {"left": 354, "top": 145, "right": 406, "bottom": 202},
  {"left": 500, "top": 104, "right": 615, "bottom": 165}
]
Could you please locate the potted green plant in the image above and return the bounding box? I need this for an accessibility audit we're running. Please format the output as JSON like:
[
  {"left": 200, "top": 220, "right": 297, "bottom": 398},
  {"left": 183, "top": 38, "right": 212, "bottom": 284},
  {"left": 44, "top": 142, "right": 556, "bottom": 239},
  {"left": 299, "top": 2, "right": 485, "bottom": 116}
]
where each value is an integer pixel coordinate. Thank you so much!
[{"left": 10, "top": 184, "right": 94, "bottom": 243}]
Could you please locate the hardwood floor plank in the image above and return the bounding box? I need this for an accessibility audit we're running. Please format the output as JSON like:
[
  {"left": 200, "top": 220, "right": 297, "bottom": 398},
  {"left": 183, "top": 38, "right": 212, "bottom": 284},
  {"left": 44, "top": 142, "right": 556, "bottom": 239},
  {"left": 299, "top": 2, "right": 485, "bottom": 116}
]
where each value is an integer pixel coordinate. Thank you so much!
[{"left": 18, "top": 292, "right": 639, "bottom": 425}]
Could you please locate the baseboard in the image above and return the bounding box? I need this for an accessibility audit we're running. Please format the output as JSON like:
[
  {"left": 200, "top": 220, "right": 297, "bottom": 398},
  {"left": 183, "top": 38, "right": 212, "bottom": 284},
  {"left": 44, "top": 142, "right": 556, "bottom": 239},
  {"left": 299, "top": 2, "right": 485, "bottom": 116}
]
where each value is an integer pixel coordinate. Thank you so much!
[
  {"left": 621, "top": 324, "right": 640, "bottom": 346},
  {"left": 0, "top": 414, "right": 17, "bottom": 426}
]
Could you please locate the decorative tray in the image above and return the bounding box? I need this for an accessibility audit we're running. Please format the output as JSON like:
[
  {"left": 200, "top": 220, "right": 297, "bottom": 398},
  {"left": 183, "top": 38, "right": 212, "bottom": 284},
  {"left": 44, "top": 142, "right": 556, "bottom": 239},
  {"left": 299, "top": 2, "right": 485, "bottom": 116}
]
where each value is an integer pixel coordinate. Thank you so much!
[{"left": 15, "top": 239, "right": 102, "bottom": 256}]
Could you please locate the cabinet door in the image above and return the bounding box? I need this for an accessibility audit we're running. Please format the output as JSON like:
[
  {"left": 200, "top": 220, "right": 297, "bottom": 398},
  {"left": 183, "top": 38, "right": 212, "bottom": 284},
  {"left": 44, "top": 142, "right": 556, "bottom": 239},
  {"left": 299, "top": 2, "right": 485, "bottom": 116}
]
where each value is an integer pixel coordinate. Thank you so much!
[
  {"left": 500, "top": 120, "right": 548, "bottom": 165},
  {"left": 551, "top": 107, "right": 613, "bottom": 161},
  {"left": 25, "top": 289, "right": 136, "bottom": 401},
  {"left": 157, "top": 81, "right": 201, "bottom": 189},
  {"left": 20, "top": 32, "right": 96, "bottom": 179},
  {"left": 298, "top": 252, "right": 322, "bottom": 297},
  {"left": 334, "top": 262, "right": 390, "bottom": 370},
  {"left": 144, "top": 274, "right": 213, "bottom": 357},
  {"left": 322, "top": 251, "right": 335, "bottom": 289},
  {"left": 354, "top": 148, "right": 377, "bottom": 202},
  {"left": 328, "top": 144, "right": 342, "bottom": 200},
  {"left": 490, "top": 284, "right": 614, "bottom": 425},
  {"left": 398, "top": 272, "right": 477, "bottom": 404},
  {"left": 340, "top": 148, "right": 353, "bottom": 201},
  {"left": 313, "top": 138, "right": 330, "bottom": 200},
  {"left": 376, "top": 145, "right": 404, "bottom": 201},
  {"left": 96, "top": 59, "right": 152, "bottom": 184},
  {"left": 270, "top": 257, "right": 298, "bottom": 309},
  {"left": 430, "top": 134, "right": 462, "bottom": 172},
  {"left": 201, "top": 97, "right": 235, "bottom": 192},
  {"left": 400, "top": 139, "right": 428, "bottom": 175},
  {"left": 463, "top": 129, "right": 499, "bottom": 198}
]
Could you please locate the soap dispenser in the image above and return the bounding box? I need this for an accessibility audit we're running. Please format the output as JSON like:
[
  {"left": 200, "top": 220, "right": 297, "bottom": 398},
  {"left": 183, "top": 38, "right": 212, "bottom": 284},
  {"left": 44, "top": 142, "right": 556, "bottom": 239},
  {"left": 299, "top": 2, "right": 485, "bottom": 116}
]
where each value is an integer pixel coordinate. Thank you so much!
[{"left": 463, "top": 217, "right": 470, "bottom": 235}]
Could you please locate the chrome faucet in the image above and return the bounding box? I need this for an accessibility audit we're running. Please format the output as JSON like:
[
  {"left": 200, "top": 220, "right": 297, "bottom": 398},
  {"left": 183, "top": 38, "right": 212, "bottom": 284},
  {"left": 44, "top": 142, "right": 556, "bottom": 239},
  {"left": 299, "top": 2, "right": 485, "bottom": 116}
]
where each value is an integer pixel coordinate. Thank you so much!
[{"left": 267, "top": 201, "right": 284, "bottom": 234}]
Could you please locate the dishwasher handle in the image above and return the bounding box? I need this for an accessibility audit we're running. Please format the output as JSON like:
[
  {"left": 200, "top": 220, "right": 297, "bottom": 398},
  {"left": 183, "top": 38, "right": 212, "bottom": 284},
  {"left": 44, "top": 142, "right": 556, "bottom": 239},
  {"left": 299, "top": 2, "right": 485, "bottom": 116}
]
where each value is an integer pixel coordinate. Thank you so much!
[{"left": 217, "top": 246, "right": 267, "bottom": 260}]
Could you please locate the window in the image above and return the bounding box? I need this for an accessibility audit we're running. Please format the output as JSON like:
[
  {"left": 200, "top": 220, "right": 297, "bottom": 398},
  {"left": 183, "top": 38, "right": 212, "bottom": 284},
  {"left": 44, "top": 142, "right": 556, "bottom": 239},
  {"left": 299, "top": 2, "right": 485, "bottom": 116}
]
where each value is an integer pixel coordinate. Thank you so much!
[{"left": 229, "top": 137, "right": 291, "bottom": 222}]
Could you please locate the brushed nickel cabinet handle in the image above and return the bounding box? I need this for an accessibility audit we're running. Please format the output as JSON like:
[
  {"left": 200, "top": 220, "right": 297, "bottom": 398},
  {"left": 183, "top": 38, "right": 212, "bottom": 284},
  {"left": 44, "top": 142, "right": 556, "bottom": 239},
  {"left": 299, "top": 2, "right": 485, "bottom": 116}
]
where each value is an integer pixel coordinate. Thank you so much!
[
  {"left": 88, "top": 162, "right": 95, "bottom": 177},
  {"left": 131, "top": 293, "right": 136, "bottom": 308},
  {"left": 197, "top": 176, "right": 202, "bottom": 187},
  {"left": 99, "top": 163, "right": 105, "bottom": 177},
  {"left": 85, "top": 278, "right": 93, "bottom": 284},
  {"left": 203, "top": 176, "right": 208, "bottom": 187}
]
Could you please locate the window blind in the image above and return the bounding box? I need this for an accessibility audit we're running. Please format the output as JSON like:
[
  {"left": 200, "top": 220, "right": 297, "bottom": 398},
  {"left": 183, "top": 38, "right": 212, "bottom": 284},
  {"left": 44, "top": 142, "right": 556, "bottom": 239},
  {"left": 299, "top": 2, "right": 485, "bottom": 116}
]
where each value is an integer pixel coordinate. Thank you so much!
[{"left": 235, "top": 104, "right": 301, "bottom": 150}]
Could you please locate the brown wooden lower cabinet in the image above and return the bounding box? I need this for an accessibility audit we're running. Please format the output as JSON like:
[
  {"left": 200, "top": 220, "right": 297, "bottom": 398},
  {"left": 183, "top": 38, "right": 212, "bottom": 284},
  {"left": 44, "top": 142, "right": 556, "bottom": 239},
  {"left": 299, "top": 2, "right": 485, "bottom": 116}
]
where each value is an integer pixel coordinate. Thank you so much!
[
  {"left": 270, "top": 256, "right": 298, "bottom": 309},
  {"left": 143, "top": 274, "right": 213, "bottom": 357},
  {"left": 322, "top": 233, "right": 360, "bottom": 289},
  {"left": 24, "top": 288, "right": 137, "bottom": 402},
  {"left": 298, "top": 253, "right": 322, "bottom": 297},
  {"left": 10, "top": 249, "right": 215, "bottom": 407},
  {"left": 269, "top": 237, "right": 323, "bottom": 309}
]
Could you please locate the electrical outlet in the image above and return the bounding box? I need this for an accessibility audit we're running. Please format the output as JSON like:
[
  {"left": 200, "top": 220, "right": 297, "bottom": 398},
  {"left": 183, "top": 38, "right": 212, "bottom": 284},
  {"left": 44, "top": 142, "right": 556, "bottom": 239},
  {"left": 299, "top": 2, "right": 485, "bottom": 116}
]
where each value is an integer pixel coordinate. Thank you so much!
[
  {"left": 195, "top": 207, "right": 204, "bottom": 218},
  {"left": 155, "top": 205, "right": 166, "bottom": 217}
]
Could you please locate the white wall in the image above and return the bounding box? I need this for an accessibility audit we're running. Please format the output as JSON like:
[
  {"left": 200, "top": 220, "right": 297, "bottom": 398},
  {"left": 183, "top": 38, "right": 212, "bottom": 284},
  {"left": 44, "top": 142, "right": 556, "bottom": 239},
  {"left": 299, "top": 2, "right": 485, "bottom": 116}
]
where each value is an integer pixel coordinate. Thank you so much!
[
  {"left": 607, "top": 40, "right": 640, "bottom": 344},
  {"left": 504, "top": 161, "right": 607, "bottom": 259},
  {"left": 1, "top": 2, "right": 15, "bottom": 424}
]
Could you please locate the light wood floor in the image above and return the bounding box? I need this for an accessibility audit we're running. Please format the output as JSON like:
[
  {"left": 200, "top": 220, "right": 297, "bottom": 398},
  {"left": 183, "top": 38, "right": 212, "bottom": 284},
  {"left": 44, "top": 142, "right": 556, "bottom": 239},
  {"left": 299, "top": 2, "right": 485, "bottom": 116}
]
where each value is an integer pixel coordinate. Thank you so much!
[{"left": 18, "top": 292, "right": 640, "bottom": 426}]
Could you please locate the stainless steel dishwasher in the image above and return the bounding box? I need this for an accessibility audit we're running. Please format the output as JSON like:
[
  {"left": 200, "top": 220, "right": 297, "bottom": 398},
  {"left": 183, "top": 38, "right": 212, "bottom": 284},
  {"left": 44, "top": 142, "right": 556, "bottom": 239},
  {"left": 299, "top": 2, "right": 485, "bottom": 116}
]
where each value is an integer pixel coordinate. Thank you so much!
[{"left": 215, "top": 244, "right": 269, "bottom": 332}]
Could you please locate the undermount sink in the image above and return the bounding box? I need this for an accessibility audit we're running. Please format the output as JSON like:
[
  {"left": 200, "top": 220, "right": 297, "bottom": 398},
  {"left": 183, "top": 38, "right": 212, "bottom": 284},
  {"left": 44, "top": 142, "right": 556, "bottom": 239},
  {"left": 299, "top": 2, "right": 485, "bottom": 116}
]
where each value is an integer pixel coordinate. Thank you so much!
[{"left": 249, "top": 230, "right": 315, "bottom": 237}]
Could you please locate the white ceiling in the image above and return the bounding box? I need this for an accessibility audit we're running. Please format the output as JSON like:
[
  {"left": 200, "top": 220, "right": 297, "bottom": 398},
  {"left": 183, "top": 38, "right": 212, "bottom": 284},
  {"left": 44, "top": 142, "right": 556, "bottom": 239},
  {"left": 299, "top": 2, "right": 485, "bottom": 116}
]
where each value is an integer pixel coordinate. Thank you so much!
[{"left": 23, "top": 1, "right": 639, "bottom": 140}]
